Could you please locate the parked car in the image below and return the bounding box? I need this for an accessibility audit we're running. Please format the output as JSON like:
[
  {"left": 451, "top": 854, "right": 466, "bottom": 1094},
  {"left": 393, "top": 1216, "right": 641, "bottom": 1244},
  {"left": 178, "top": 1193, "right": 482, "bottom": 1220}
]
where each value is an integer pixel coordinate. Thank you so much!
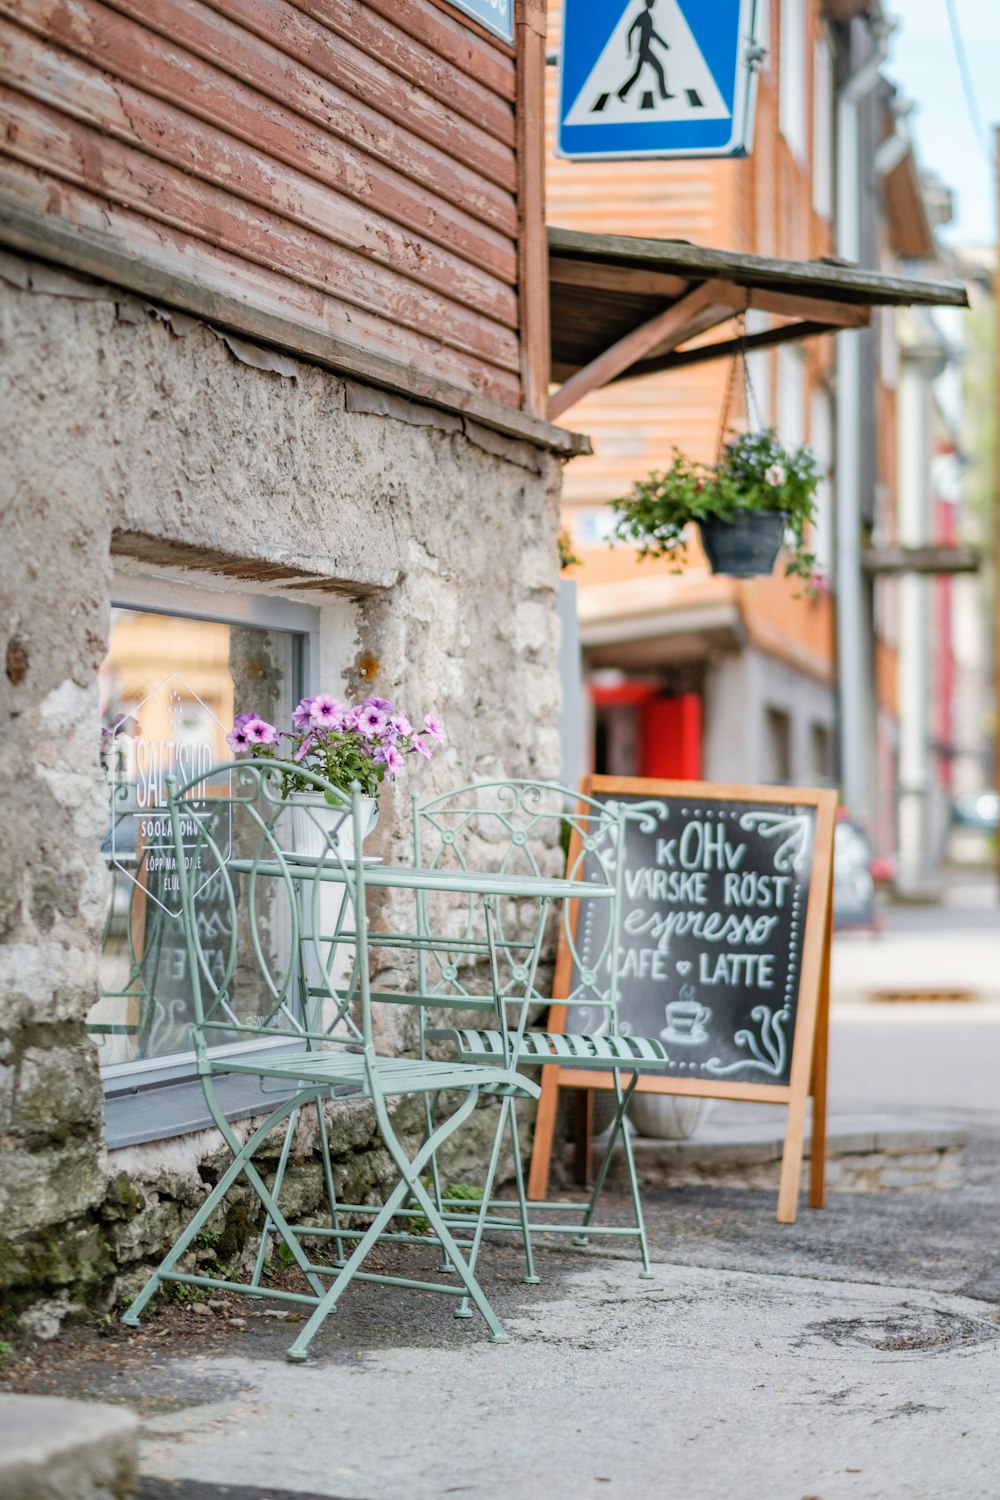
[
  {"left": 833, "top": 815, "right": 886, "bottom": 932},
  {"left": 951, "top": 791, "right": 1000, "bottom": 834}
]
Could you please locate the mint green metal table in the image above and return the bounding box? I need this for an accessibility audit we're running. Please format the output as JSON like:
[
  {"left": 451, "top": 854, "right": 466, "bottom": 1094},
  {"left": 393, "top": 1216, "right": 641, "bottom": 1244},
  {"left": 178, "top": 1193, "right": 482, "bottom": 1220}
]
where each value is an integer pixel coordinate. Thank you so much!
[
  {"left": 238, "top": 858, "right": 617, "bottom": 1302},
  {"left": 225, "top": 842, "right": 616, "bottom": 1334}
]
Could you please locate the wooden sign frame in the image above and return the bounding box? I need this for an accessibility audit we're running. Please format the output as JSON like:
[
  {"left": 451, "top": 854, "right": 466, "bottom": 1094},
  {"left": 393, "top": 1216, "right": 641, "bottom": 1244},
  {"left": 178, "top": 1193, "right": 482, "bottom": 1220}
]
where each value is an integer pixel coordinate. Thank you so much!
[{"left": 527, "top": 776, "right": 838, "bottom": 1224}]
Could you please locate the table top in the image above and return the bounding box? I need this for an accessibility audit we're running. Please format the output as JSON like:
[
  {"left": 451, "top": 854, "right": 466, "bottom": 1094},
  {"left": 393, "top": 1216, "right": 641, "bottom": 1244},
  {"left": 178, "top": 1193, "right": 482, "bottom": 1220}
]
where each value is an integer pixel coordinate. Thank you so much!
[{"left": 230, "top": 855, "right": 614, "bottom": 902}]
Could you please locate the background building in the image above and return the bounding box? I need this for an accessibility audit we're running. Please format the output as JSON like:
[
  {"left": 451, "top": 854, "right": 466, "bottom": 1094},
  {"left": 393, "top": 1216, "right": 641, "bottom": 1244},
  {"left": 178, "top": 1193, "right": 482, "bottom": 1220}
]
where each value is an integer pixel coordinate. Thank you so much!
[{"left": 548, "top": 0, "right": 978, "bottom": 889}]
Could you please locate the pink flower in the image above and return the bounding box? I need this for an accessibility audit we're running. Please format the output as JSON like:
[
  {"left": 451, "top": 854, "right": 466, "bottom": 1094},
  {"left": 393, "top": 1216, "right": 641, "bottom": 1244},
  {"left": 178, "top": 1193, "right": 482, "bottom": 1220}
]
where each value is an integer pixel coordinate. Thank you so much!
[
  {"left": 389, "top": 713, "right": 413, "bottom": 738},
  {"left": 410, "top": 735, "right": 433, "bottom": 760},
  {"left": 357, "top": 704, "right": 388, "bottom": 739},
  {"left": 226, "top": 724, "right": 253, "bottom": 754},
  {"left": 291, "top": 697, "right": 315, "bottom": 732},
  {"left": 423, "top": 713, "right": 446, "bottom": 743},
  {"left": 375, "top": 744, "right": 405, "bottom": 777},
  {"left": 309, "top": 695, "right": 347, "bottom": 729},
  {"left": 243, "top": 717, "right": 279, "bottom": 748}
]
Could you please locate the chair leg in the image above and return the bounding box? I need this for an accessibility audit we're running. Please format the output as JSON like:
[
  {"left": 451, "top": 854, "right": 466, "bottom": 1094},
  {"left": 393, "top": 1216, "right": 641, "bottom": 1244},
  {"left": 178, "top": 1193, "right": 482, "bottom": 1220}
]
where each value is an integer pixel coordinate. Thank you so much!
[
  {"left": 251, "top": 1106, "right": 300, "bottom": 1288},
  {"left": 314, "top": 1096, "right": 348, "bottom": 1266},
  {"left": 452, "top": 1092, "right": 519, "bottom": 1318},
  {"left": 616, "top": 1086, "right": 654, "bottom": 1279},
  {"left": 123, "top": 1094, "right": 328, "bottom": 1327},
  {"left": 505, "top": 1097, "right": 540, "bottom": 1284},
  {"left": 572, "top": 1072, "right": 653, "bottom": 1278},
  {"left": 285, "top": 1086, "right": 510, "bottom": 1360}
]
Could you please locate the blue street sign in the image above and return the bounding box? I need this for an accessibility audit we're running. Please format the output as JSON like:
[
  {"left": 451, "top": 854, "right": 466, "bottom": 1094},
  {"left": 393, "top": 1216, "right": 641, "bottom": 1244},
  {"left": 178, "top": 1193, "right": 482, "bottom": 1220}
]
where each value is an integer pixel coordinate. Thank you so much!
[
  {"left": 451, "top": 0, "right": 514, "bottom": 45},
  {"left": 558, "top": 0, "right": 761, "bottom": 160}
]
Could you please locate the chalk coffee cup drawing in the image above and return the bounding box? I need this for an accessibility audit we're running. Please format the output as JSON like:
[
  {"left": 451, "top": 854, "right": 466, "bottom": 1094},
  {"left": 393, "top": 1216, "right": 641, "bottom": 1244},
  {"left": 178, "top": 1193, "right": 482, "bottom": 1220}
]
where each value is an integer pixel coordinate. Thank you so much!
[{"left": 659, "top": 988, "right": 712, "bottom": 1046}]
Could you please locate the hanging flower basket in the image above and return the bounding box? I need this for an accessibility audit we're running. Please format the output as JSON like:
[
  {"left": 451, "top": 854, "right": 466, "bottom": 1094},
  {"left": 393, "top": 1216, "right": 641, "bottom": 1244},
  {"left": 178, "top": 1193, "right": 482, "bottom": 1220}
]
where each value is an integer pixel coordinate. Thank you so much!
[
  {"left": 698, "top": 509, "right": 787, "bottom": 578},
  {"left": 609, "top": 429, "right": 821, "bottom": 588}
]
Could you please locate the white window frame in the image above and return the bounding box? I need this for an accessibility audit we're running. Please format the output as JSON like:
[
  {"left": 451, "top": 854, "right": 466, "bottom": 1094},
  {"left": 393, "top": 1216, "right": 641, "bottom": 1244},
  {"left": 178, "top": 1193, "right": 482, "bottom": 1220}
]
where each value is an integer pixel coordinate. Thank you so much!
[
  {"left": 779, "top": 0, "right": 808, "bottom": 161},
  {"left": 100, "top": 571, "right": 320, "bottom": 1092},
  {"left": 812, "top": 27, "right": 834, "bottom": 219}
]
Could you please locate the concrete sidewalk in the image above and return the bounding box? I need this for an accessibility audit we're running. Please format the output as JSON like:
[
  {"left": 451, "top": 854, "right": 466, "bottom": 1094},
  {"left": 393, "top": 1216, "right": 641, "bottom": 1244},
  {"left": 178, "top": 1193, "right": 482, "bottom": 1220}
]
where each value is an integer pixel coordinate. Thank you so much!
[
  {"left": 4, "top": 1111, "right": 1000, "bottom": 1500},
  {"left": 5, "top": 902, "right": 998, "bottom": 1500}
]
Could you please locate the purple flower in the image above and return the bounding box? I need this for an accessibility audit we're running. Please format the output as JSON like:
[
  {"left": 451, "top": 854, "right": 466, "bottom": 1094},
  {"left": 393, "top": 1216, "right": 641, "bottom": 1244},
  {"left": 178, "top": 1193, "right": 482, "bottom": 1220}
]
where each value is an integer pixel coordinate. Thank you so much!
[
  {"left": 389, "top": 712, "right": 413, "bottom": 738},
  {"left": 357, "top": 704, "right": 388, "bottom": 739},
  {"left": 293, "top": 733, "right": 314, "bottom": 763},
  {"left": 339, "top": 706, "right": 360, "bottom": 732},
  {"left": 226, "top": 724, "right": 253, "bottom": 754},
  {"left": 364, "top": 696, "right": 395, "bottom": 712},
  {"left": 375, "top": 743, "right": 405, "bottom": 777},
  {"left": 291, "top": 697, "right": 315, "bottom": 732},
  {"left": 423, "top": 713, "right": 446, "bottom": 744},
  {"left": 309, "top": 695, "right": 347, "bottom": 729},
  {"left": 243, "top": 717, "right": 279, "bottom": 748},
  {"left": 410, "top": 734, "right": 433, "bottom": 760}
]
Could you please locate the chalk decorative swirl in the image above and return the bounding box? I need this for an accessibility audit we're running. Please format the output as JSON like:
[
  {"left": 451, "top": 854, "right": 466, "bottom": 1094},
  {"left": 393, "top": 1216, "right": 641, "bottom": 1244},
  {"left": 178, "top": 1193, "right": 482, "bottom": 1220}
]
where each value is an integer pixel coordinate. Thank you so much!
[
  {"left": 738, "top": 810, "right": 813, "bottom": 874},
  {"left": 614, "top": 798, "right": 670, "bottom": 835},
  {"left": 703, "top": 1004, "right": 789, "bottom": 1078}
]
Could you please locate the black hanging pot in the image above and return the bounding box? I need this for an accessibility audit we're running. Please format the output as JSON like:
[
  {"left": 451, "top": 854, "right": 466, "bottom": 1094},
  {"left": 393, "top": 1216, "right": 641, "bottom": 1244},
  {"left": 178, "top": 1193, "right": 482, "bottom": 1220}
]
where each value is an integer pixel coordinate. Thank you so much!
[{"left": 698, "top": 510, "right": 787, "bottom": 578}]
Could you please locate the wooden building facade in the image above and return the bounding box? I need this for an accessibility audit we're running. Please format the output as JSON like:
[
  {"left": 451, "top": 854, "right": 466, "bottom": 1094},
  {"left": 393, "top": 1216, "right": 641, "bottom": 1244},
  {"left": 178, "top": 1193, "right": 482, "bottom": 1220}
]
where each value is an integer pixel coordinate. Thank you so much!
[{"left": 0, "top": 0, "right": 562, "bottom": 434}]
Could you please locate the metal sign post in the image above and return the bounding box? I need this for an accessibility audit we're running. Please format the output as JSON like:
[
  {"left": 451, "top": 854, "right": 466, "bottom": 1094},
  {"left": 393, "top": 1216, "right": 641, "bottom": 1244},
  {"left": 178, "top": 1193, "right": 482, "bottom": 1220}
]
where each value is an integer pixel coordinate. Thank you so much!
[
  {"left": 557, "top": 0, "right": 762, "bottom": 160},
  {"left": 450, "top": 0, "right": 514, "bottom": 45}
]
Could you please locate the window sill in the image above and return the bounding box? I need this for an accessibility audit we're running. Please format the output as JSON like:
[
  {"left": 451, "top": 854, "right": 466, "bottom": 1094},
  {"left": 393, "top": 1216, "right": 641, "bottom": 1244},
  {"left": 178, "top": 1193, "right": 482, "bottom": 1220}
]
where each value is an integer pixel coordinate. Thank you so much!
[{"left": 104, "top": 1074, "right": 299, "bottom": 1151}]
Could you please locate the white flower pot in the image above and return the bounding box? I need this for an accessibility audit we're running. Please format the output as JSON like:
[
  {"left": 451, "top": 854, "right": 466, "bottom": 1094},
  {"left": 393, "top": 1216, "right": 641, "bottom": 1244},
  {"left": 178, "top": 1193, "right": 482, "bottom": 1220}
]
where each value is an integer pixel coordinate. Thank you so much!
[
  {"left": 281, "top": 794, "right": 377, "bottom": 1008},
  {"left": 284, "top": 793, "right": 377, "bottom": 859},
  {"left": 628, "top": 1094, "right": 714, "bottom": 1140}
]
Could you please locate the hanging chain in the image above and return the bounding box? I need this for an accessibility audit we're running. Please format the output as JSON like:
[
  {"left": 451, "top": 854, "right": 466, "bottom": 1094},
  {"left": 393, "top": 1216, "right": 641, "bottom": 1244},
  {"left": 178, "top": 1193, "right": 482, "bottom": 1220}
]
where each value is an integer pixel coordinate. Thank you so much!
[{"left": 716, "top": 310, "right": 763, "bottom": 461}]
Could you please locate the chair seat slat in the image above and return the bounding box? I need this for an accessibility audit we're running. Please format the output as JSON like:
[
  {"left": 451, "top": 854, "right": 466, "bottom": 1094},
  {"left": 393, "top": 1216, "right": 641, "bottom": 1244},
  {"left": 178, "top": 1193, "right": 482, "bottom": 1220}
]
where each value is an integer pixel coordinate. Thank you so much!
[{"left": 428, "top": 1027, "right": 673, "bottom": 1070}]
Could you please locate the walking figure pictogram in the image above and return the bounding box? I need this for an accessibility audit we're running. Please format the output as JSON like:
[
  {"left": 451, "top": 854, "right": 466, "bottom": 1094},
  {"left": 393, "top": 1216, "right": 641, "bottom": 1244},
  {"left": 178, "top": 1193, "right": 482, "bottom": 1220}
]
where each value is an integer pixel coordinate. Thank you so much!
[{"left": 618, "top": 0, "right": 673, "bottom": 103}]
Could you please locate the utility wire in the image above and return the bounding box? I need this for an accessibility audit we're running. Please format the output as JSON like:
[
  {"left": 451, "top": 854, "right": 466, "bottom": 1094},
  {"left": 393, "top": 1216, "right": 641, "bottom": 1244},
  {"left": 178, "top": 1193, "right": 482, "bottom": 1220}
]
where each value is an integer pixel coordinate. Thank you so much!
[{"left": 942, "top": 0, "right": 995, "bottom": 165}]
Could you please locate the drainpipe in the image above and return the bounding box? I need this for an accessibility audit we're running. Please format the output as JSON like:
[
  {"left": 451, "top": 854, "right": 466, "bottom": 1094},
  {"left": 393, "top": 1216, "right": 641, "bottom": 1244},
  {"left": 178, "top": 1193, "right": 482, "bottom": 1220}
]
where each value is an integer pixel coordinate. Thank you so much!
[{"left": 835, "top": 12, "right": 896, "bottom": 820}]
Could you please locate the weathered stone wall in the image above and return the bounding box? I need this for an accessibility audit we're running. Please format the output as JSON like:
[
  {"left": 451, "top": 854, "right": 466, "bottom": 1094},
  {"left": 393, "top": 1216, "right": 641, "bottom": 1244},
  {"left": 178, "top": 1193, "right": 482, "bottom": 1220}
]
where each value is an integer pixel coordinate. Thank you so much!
[{"left": 0, "top": 255, "right": 564, "bottom": 1328}]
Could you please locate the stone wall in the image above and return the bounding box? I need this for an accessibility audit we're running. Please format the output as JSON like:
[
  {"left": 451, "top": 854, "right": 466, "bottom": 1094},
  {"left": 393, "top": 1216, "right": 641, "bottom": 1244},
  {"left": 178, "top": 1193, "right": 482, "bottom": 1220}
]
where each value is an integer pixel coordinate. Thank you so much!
[{"left": 0, "top": 254, "right": 564, "bottom": 1329}]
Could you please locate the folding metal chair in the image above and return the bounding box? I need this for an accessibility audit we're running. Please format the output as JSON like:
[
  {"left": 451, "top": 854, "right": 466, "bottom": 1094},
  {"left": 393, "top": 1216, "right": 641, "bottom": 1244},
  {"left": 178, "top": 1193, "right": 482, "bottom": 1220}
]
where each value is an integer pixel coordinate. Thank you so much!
[
  {"left": 122, "top": 759, "right": 539, "bottom": 1357},
  {"left": 411, "top": 780, "right": 676, "bottom": 1283}
]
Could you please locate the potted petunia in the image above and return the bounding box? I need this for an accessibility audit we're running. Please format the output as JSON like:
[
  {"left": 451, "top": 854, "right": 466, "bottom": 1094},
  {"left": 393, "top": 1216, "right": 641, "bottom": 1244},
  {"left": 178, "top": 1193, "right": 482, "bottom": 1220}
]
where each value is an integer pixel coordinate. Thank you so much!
[
  {"left": 610, "top": 428, "right": 821, "bottom": 586},
  {"left": 226, "top": 694, "right": 445, "bottom": 854}
]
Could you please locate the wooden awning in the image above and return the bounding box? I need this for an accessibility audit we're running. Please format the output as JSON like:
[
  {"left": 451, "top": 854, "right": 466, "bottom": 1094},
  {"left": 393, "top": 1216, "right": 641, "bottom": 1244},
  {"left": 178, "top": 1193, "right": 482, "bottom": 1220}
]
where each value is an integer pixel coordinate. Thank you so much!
[{"left": 547, "top": 226, "right": 969, "bottom": 422}]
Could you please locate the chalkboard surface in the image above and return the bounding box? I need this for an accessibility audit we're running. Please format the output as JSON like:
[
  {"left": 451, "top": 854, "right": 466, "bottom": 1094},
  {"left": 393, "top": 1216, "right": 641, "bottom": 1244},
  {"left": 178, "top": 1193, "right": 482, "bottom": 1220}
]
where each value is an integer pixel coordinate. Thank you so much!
[{"left": 566, "top": 791, "right": 820, "bottom": 1088}]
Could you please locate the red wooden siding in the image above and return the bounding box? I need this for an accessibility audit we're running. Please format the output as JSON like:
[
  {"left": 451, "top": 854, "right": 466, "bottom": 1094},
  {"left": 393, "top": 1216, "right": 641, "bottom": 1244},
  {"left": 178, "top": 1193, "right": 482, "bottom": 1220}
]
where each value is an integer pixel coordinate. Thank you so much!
[{"left": 0, "top": 0, "right": 522, "bottom": 406}]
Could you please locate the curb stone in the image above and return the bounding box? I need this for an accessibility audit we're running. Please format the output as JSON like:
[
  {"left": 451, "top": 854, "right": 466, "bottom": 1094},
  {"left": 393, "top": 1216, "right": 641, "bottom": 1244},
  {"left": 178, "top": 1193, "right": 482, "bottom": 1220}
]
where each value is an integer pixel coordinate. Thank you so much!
[{"left": 0, "top": 1394, "right": 138, "bottom": 1500}]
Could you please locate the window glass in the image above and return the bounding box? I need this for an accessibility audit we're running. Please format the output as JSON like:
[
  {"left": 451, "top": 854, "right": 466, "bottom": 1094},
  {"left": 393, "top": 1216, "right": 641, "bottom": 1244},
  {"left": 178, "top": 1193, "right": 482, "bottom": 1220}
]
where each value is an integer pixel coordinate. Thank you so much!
[{"left": 93, "top": 607, "right": 301, "bottom": 1073}]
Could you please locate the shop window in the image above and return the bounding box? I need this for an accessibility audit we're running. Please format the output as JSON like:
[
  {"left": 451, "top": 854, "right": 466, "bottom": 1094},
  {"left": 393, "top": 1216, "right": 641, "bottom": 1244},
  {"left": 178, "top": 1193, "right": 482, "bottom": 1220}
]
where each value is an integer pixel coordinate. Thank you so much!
[
  {"left": 94, "top": 577, "right": 319, "bottom": 1096},
  {"left": 810, "top": 722, "right": 833, "bottom": 783},
  {"left": 764, "top": 706, "right": 793, "bottom": 784}
]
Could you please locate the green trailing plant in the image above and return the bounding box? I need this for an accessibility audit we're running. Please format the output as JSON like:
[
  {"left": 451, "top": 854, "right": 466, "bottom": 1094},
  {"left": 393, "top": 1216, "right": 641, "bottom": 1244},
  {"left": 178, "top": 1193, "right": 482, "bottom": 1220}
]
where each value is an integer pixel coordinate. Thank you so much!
[
  {"left": 558, "top": 528, "right": 582, "bottom": 571},
  {"left": 611, "top": 428, "right": 821, "bottom": 586}
]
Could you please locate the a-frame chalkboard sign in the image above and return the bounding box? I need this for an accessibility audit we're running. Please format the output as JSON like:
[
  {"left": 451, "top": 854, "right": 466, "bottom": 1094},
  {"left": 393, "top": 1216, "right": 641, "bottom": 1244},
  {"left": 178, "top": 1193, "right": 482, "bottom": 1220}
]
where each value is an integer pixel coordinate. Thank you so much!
[{"left": 527, "top": 777, "right": 838, "bottom": 1224}]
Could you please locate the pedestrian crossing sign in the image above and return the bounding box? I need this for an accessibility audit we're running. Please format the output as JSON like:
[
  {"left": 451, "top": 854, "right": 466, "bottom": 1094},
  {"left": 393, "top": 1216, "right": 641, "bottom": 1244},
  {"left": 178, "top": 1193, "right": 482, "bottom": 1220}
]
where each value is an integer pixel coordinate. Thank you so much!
[{"left": 557, "top": 0, "right": 761, "bottom": 160}]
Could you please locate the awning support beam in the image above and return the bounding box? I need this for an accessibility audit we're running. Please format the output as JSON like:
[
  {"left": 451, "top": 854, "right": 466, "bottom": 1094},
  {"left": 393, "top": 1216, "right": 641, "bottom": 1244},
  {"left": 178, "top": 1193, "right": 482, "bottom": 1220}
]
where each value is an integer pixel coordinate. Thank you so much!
[{"left": 548, "top": 281, "right": 739, "bottom": 421}]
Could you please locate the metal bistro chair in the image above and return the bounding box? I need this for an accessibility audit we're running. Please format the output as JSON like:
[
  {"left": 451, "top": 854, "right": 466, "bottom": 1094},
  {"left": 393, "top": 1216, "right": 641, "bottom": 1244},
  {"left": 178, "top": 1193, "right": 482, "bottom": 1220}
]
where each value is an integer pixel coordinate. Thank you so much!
[
  {"left": 410, "top": 780, "right": 671, "bottom": 1283},
  {"left": 122, "top": 760, "right": 539, "bottom": 1357}
]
